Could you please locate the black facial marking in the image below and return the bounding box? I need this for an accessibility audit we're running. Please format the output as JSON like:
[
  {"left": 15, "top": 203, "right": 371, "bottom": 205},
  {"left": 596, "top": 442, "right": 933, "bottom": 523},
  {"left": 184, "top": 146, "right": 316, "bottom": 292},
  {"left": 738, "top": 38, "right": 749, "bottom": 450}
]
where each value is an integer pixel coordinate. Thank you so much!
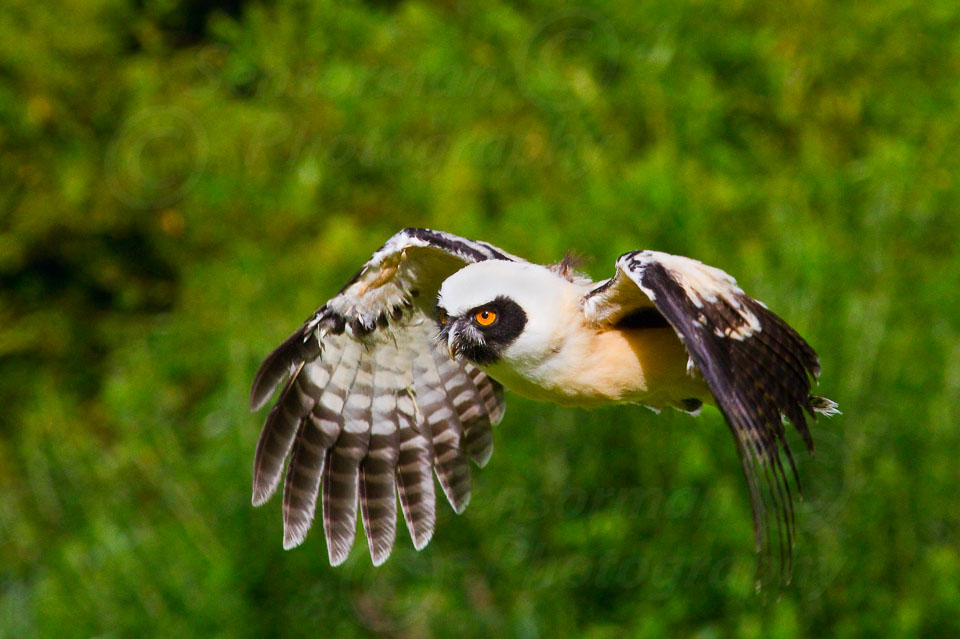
[
  {"left": 451, "top": 295, "right": 527, "bottom": 366},
  {"left": 434, "top": 304, "right": 449, "bottom": 330},
  {"left": 614, "top": 307, "right": 671, "bottom": 330}
]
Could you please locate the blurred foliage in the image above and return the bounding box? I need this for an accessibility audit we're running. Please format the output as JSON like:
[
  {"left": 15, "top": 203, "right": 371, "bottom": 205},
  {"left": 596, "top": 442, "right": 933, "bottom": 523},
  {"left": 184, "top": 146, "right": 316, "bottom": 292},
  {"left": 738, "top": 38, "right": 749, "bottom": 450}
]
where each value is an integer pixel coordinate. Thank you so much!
[{"left": 2, "top": 0, "right": 959, "bottom": 637}]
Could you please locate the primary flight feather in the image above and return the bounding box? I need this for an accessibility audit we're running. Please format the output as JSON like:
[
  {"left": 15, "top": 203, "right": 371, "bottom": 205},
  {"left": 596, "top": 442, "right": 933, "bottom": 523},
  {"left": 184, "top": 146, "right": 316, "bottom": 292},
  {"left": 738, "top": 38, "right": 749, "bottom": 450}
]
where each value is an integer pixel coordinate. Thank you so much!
[{"left": 249, "top": 228, "right": 837, "bottom": 581}]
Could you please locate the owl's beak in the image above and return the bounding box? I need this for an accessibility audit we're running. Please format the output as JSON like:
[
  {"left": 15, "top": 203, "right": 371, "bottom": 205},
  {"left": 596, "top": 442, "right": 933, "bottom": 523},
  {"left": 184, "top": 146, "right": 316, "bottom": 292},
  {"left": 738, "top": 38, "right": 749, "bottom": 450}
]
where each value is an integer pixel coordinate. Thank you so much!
[
  {"left": 446, "top": 320, "right": 472, "bottom": 361},
  {"left": 446, "top": 328, "right": 459, "bottom": 360}
]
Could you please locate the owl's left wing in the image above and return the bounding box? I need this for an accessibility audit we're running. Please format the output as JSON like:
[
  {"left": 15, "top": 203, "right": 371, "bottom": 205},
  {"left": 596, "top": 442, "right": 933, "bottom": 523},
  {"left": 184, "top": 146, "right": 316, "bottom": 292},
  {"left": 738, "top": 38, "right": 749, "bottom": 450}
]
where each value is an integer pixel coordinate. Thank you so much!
[
  {"left": 250, "top": 228, "right": 519, "bottom": 566},
  {"left": 582, "top": 250, "right": 838, "bottom": 584}
]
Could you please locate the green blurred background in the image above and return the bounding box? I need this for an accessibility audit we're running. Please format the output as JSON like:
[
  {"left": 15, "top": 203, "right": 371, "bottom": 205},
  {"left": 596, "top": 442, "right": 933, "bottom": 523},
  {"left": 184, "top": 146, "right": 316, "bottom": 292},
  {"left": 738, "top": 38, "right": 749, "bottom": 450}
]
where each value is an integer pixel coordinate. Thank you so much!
[{"left": 2, "top": 0, "right": 959, "bottom": 637}]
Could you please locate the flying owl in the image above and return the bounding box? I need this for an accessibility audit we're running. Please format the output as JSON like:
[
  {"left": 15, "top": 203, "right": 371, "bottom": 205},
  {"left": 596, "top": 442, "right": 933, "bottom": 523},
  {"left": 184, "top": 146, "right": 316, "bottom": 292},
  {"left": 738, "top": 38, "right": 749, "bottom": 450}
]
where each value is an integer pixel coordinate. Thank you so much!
[{"left": 249, "top": 228, "right": 838, "bottom": 581}]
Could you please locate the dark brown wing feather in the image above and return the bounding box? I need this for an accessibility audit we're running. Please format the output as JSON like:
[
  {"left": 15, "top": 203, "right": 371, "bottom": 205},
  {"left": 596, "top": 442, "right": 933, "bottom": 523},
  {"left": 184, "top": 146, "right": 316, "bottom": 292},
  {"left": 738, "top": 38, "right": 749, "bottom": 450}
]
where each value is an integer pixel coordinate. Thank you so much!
[
  {"left": 278, "top": 337, "right": 350, "bottom": 548},
  {"left": 585, "top": 249, "right": 838, "bottom": 587}
]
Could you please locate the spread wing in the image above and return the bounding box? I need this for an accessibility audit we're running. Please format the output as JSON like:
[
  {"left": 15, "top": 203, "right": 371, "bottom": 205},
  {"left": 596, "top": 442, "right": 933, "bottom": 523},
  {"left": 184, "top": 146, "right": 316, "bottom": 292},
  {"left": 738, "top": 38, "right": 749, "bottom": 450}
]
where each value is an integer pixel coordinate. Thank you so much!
[
  {"left": 583, "top": 250, "right": 838, "bottom": 584},
  {"left": 250, "top": 228, "right": 519, "bottom": 566}
]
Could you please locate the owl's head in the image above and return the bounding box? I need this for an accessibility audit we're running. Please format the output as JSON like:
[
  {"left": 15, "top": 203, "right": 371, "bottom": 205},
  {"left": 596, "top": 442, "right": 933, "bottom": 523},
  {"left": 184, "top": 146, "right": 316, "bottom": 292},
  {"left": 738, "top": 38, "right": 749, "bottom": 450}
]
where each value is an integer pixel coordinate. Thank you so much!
[{"left": 435, "top": 261, "right": 576, "bottom": 367}]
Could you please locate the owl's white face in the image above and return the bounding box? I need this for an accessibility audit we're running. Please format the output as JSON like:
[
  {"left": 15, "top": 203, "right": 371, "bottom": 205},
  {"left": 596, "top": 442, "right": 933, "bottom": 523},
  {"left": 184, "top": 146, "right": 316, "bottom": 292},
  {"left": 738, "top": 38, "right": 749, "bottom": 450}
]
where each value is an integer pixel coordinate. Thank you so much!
[{"left": 435, "top": 261, "right": 582, "bottom": 369}]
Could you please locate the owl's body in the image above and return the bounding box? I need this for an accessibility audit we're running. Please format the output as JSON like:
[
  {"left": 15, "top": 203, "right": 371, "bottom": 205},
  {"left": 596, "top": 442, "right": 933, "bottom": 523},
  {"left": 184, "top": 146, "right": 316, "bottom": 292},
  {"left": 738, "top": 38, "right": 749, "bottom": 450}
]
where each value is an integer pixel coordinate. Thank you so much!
[
  {"left": 249, "top": 228, "right": 837, "bottom": 585},
  {"left": 438, "top": 261, "right": 708, "bottom": 409},
  {"left": 486, "top": 324, "right": 707, "bottom": 408}
]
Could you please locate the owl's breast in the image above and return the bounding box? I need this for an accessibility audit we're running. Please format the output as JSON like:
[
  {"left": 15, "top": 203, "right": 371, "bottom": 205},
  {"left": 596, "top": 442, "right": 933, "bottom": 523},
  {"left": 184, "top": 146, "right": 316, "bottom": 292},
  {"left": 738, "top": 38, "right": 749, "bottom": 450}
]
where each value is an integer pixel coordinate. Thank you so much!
[{"left": 482, "top": 325, "right": 711, "bottom": 410}]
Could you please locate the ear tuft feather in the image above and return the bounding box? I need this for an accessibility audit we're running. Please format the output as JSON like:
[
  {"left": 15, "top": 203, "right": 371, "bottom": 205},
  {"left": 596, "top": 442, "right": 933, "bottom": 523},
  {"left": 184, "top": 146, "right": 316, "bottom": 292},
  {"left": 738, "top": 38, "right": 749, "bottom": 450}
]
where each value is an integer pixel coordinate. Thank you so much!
[{"left": 549, "top": 251, "right": 589, "bottom": 283}]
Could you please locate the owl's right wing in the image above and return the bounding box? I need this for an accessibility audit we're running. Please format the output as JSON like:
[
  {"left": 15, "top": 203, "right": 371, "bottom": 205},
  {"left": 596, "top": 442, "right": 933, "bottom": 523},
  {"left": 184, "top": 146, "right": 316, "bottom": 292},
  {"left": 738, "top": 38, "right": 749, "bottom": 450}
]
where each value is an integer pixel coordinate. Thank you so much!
[
  {"left": 249, "top": 228, "right": 522, "bottom": 566},
  {"left": 582, "top": 250, "right": 838, "bottom": 586}
]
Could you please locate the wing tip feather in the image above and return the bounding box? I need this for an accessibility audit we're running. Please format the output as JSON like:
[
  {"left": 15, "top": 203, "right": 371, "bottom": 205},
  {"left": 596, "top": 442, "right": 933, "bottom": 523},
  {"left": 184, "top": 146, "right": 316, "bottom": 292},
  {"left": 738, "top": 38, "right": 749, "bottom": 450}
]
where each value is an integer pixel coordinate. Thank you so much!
[
  {"left": 251, "top": 484, "right": 276, "bottom": 507},
  {"left": 282, "top": 489, "right": 318, "bottom": 550},
  {"left": 251, "top": 315, "right": 329, "bottom": 411},
  {"left": 283, "top": 528, "right": 308, "bottom": 550},
  {"left": 328, "top": 544, "right": 352, "bottom": 566},
  {"left": 412, "top": 527, "right": 434, "bottom": 551},
  {"left": 250, "top": 334, "right": 304, "bottom": 411},
  {"left": 451, "top": 492, "right": 471, "bottom": 514},
  {"left": 810, "top": 395, "right": 841, "bottom": 417},
  {"left": 250, "top": 376, "right": 278, "bottom": 412},
  {"left": 472, "top": 446, "right": 494, "bottom": 468},
  {"left": 369, "top": 538, "right": 396, "bottom": 566}
]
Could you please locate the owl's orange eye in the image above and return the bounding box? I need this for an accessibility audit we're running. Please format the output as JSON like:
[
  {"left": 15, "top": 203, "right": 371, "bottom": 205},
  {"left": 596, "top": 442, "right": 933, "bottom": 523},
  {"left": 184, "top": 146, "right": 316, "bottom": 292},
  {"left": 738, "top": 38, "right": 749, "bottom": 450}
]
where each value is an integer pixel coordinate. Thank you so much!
[{"left": 475, "top": 310, "right": 497, "bottom": 326}]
